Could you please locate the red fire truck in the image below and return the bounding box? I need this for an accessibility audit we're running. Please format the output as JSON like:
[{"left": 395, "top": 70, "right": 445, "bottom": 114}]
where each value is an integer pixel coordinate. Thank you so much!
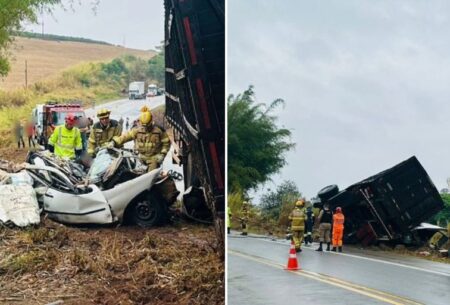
[{"left": 32, "top": 102, "right": 86, "bottom": 146}]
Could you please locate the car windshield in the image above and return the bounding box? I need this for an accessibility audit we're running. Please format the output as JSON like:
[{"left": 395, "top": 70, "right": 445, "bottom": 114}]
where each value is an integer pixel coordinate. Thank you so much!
[{"left": 88, "top": 150, "right": 113, "bottom": 183}]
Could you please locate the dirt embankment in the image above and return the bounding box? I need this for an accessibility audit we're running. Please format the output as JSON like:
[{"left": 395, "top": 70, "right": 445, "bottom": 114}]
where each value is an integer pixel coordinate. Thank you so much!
[{"left": 1, "top": 37, "right": 155, "bottom": 91}]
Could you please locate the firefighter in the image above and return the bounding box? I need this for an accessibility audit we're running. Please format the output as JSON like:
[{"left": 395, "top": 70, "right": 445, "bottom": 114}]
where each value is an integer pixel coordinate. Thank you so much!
[
  {"left": 304, "top": 205, "right": 315, "bottom": 245},
  {"left": 331, "top": 207, "right": 345, "bottom": 252},
  {"left": 289, "top": 199, "right": 306, "bottom": 252},
  {"left": 316, "top": 203, "right": 333, "bottom": 251},
  {"left": 240, "top": 201, "right": 250, "bottom": 236},
  {"left": 112, "top": 106, "right": 177, "bottom": 204},
  {"left": 48, "top": 113, "right": 82, "bottom": 160},
  {"left": 227, "top": 206, "right": 232, "bottom": 234},
  {"left": 87, "top": 108, "right": 122, "bottom": 157},
  {"left": 112, "top": 106, "right": 170, "bottom": 170}
]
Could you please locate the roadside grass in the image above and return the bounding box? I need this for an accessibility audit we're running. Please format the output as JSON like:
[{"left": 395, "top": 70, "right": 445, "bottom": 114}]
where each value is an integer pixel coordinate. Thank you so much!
[
  {"left": 0, "top": 60, "right": 128, "bottom": 148},
  {"left": 0, "top": 217, "right": 224, "bottom": 305}
]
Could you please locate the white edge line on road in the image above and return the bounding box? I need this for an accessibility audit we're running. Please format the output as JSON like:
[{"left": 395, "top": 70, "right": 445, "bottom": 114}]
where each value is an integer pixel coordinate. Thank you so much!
[
  {"left": 251, "top": 237, "right": 450, "bottom": 278},
  {"left": 229, "top": 250, "right": 421, "bottom": 305}
]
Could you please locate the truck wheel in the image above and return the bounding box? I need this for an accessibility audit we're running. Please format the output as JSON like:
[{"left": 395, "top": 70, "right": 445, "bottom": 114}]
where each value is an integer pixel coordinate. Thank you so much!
[
  {"left": 318, "top": 184, "right": 339, "bottom": 202},
  {"left": 129, "top": 193, "right": 167, "bottom": 227}
]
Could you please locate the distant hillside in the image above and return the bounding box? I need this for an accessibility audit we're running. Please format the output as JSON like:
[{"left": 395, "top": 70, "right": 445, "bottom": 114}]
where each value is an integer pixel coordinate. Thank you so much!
[
  {"left": 15, "top": 31, "right": 112, "bottom": 45},
  {"left": 0, "top": 36, "right": 155, "bottom": 90}
]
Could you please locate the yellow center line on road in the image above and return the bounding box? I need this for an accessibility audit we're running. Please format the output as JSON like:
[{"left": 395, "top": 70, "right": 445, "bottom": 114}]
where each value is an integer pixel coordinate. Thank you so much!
[{"left": 229, "top": 250, "right": 423, "bottom": 305}]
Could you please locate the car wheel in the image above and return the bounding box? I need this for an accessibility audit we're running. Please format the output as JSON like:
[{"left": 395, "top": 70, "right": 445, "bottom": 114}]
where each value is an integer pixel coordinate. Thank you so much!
[
  {"left": 130, "top": 193, "right": 167, "bottom": 227},
  {"left": 318, "top": 184, "right": 339, "bottom": 202}
]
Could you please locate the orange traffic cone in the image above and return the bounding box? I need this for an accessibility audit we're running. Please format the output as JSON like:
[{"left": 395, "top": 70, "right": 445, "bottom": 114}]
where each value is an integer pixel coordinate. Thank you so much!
[{"left": 285, "top": 241, "right": 300, "bottom": 270}]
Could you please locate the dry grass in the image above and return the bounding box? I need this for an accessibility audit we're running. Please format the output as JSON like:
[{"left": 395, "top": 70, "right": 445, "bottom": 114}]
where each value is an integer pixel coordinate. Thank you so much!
[
  {"left": 0, "top": 37, "right": 155, "bottom": 90},
  {"left": 0, "top": 218, "right": 224, "bottom": 305}
]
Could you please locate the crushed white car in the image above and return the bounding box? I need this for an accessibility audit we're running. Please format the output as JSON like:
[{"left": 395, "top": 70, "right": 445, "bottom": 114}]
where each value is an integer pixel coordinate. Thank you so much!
[{"left": 25, "top": 148, "right": 180, "bottom": 227}]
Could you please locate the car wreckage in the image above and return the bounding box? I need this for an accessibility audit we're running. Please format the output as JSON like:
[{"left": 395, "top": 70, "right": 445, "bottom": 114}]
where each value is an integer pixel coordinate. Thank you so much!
[
  {"left": 0, "top": 148, "right": 188, "bottom": 228},
  {"left": 315, "top": 156, "right": 445, "bottom": 246}
]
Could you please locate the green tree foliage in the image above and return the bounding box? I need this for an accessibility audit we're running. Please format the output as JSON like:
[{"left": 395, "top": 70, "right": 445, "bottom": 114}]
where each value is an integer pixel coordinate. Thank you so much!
[
  {"left": 431, "top": 194, "right": 450, "bottom": 226},
  {"left": 15, "top": 30, "right": 111, "bottom": 45},
  {"left": 101, "top": 58, "right": 128, "bottom": 79},
  {"left": 260, "top": 180, "right": 301, "bottom": 225},
  {"left": 0, "top": 0, "right": 61, "bottom": 76},
  {"left": 147, "top": 51, "right": 164, "bottom": 86},
  {"left": 228, "top": 86, "right": 295, "bottom": 193},
  {"left": 127, "top": 56, "right": 149, "bottom": 82}
]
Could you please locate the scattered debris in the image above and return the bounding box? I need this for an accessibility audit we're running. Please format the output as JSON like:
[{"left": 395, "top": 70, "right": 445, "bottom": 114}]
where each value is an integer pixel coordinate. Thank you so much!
[
  {"left": 0, "top": 218, "right": 224, "bottom": 305},
  {"left": 0, "top": 185, "right": 40, "bottom": 227}
]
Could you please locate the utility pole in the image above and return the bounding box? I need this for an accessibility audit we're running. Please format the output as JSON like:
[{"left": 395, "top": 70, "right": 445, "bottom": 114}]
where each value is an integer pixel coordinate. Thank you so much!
[
  {"left": 25, "top": 60, "right": 28, "bottom": 89},
  {"left": 41, "top": 5, "right": 44, "bottom": 36}
]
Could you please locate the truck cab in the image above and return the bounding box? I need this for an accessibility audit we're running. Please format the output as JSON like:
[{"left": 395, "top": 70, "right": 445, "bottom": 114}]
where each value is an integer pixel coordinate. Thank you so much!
[
  {"left": 128, "top": 81, "right": 146, "bottom": 100},
  {"left": 147, "top": 84, "right": 158, "bottom": 97},
  {"left": 32, "top": 102, "right": 86, "bottom": 146}
]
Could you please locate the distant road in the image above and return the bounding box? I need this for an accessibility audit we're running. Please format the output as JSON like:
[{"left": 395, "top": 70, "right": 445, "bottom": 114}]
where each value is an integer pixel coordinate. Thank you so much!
[
  {"left": 84, "top": 95, "right": 165, "bottom": 122},
  {"left": 228, "top": 233, "right": 450, "bottom": 305}
]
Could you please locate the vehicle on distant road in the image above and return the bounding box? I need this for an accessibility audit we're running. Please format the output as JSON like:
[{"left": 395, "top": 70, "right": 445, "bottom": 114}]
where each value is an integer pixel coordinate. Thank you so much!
[
  {"left": 147, "top": 84, "right": 158, "bottom": 97},
  {"left": 128, "top": 81, "right": 146, "bottom": 100}
]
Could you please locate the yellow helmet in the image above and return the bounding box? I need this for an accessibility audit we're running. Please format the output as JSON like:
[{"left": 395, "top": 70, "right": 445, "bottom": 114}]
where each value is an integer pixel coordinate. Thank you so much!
[
  {"left": 97, "top": 108, "right": 111, "bottom": 119},
  {"left": 139, "top": 106, "right": 152, "bottom": 126},
  {"left": 295, "top": 199, "right": 305, "bottom": 207}
]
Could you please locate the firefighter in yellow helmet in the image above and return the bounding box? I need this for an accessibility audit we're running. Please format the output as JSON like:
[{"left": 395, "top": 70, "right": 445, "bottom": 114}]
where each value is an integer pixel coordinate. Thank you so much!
[
  {"left": 289, "top": 199, "right": 306, "bottom": 252},
  {"left": 240, "top": 201, "right": 250, "bottom": 236},
  {"left": 48, "top": 113, "right": 82, "bottom": 159},
  {"left": 87, "top": 108, "right": 122, "bottom": 157},
  {"left": 112, "top": 106, "right": 170, "bottom": 170}
]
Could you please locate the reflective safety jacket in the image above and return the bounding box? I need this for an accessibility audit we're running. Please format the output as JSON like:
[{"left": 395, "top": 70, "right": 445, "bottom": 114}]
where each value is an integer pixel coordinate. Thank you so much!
[
  {"left": 48, "top": 125, "right": 82, "bottom": 159},
  {"left": 289, "top": 207, "right": 306, "bottom": 231},
  {"left": 333, "top": 212, "right": 345, "bottom": 229},
  {"left": 240, "top": 208, "right": 249, "bottom": 223},
  {"left": 113, "top": 124, "right": 170, "bottom": 166},
  {"left": 87, "top": 120, "right": 122, "bottom": 155}
]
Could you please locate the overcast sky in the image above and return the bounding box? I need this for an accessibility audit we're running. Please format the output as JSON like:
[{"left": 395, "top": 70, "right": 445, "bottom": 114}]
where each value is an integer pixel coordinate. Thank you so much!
[
  {"left": 228, "top": 0, "right": 450, "bottom": 201},
  {"left": 24, "top": 0, "right": 164, "bottom": 50}
]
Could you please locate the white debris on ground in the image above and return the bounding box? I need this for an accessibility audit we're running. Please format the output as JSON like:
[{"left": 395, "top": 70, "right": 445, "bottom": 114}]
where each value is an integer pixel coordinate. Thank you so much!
[{"left": 0, "top": 165, "right": 40, "bottom": 227}]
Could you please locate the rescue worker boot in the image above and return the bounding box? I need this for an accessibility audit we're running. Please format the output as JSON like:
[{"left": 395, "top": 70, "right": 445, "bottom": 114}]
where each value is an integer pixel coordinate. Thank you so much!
[
  {"left": 316, "top": 242, "right": 323, "bottom": 251},
  {"left": 331, "top": 247, "right": 337, "bottom": 252},
  {"left": 241, "top": 232, "right": 248, "bottom": 236},
  {"left": 338, "top": 246, "right": 342, "bottom": 252},
  {"left": 326, "top": 243, "right": 331, "bottom": 251},
  {"left": 296, "top": 248, "right": 302, "bottom": 253}
]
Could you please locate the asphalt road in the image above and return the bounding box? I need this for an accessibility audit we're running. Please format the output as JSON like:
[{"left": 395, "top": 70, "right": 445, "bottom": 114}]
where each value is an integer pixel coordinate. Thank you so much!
[
  {"left": 84, "top": 96, "right": 184, "bottom": 194},
  {"left": 228, "top": 233, "right": 450, "bottom": 305}
]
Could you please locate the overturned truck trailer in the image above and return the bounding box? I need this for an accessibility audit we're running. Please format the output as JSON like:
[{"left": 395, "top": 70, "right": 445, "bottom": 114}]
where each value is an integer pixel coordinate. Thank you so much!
[
  {"left": 317, "top": 156, "right": 444, "bottom": 245},
  {"left": 164, "top": 0, "right": 225, "bottom": 252}
]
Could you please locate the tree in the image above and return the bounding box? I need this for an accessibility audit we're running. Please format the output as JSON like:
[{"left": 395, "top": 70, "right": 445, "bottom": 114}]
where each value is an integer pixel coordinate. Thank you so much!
[
  {"left": 0, "top": 0, "right": 62, "bottom": 76},
  {"left": 260, "top": 180, "right": 301, "bottom": 223},
  {"left": 0, "top": 0, "right": 100, "bottom": 77},
  {"left": 431, "top": 193, "right": 450, "bottom": 226},
  {"left": 228, "top": 86, "right": 295, "bottom": 193},
  {"left": 147, "top": 43, "right": 164, "bottom": 86}
]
